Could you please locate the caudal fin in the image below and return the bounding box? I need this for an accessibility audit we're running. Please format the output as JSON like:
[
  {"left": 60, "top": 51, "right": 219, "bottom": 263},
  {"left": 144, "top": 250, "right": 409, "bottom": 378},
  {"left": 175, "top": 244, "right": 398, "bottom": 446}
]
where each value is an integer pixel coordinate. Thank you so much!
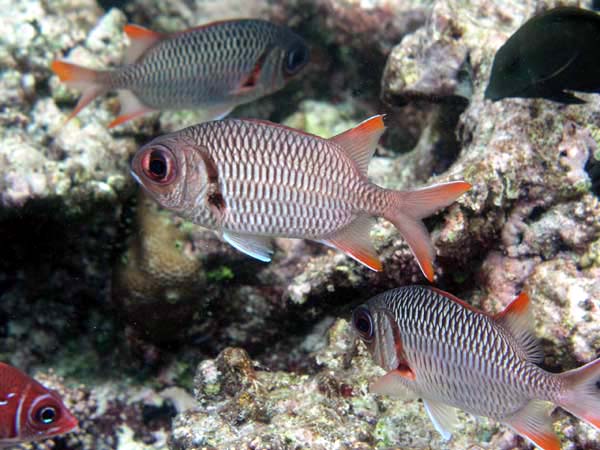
[
  {"left": 558, "top": 358, "right": 600, "bottom": 430},
  {"left": 384, "top": 181, "right": 471, "bottom": 281},
  {"left": 51, "top": 60, "right": 106, "bottom": 121}
]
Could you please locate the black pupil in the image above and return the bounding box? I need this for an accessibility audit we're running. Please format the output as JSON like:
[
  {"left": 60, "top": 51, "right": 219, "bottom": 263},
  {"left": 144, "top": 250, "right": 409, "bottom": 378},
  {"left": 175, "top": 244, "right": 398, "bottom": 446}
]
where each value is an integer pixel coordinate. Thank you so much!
[
  {"left": 149, "top": 153, "right": 167, "bottom": 178},
  {"left": 354, "top": 310, "right": 372, "bottom": 337},
  {"left": 38, "top": 406, "right": 56, "bottom": 424},
  {"left": 287, "top": 45, "right": 306, "bottom": 72}
]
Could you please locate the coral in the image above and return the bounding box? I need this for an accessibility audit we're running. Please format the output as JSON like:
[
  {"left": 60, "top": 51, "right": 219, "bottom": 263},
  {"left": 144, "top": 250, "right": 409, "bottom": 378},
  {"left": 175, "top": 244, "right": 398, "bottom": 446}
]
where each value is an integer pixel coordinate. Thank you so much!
[
  {"left": 112, "top": 193, "right": 205, "bottom": 344},
  {"left": 2, "top": 0, "right": 600, "bottom": 449}
]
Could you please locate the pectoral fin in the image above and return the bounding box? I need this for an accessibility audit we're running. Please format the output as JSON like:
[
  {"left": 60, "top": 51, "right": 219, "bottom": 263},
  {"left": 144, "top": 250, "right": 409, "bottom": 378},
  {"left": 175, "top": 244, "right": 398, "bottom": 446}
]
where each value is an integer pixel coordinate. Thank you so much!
[
  {"left": 203, "top": 104, "right": 234, "bottom": 121},
  {"left": 370, "top": 370, "right": 417, "bottom": 400},
  {"left": 423, "top": 399, "right": 458, "bottom": 441},
  {"left": 222, "top": 231, "right": 274, "bottom": 262}
]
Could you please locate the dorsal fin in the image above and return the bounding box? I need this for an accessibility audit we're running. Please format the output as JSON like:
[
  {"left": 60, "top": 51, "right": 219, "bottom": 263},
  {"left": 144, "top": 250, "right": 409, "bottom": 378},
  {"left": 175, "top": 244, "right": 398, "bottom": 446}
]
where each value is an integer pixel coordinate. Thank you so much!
[
  {"left": 330, "top": 115, "right": 385, "bottom": 175},
  {"left": 123, "top": 24, "right": 165, "bottom": 64},
  {"left": 494, "top": 292, "right": 544, "bottom": 364}
]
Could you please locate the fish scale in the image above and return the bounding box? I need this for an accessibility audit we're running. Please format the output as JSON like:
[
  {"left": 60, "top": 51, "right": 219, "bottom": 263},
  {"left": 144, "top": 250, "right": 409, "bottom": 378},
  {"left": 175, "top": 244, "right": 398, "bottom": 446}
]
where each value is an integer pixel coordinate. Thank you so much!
[
  {"left": 132, "top": 115, "right": 472, "bottom": 278},
  {"left": 111, "top": 21, "right": 280, "bottom": 109},
  {"left": 183, "top": 120, "right": 376, "bottom": 237},
  {"left": 367, "top": 286, "right": 562, "bottom": 419},
  {"left": 52, "top": 19, "right": 308, "bottom": 128},
  {"left": 352, "top": 286, "right": 600, "bottom": 450}
]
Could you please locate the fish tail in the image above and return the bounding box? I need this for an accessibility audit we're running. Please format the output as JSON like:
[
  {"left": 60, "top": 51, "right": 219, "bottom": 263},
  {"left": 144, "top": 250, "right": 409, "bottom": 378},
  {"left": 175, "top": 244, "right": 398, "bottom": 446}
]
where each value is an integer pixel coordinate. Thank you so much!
[
  {"left": 51, "top": 60, "right": 107, "bottom": 121},
  {"left": 557, "top": 358, "right": 600, "bottom": 430},
  {"left": 383, "top": 181, "right": 471, "bottom": 281}
]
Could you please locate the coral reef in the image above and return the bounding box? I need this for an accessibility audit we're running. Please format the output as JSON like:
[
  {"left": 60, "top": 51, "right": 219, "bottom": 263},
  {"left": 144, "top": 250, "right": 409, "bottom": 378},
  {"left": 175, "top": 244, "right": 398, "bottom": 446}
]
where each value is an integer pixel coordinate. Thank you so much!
[
  {"left": 112, "top": 193, "right": 206, "bottom": 344},
  {"left": 1, "top": 0, "right": 599, "bottom": 449}
]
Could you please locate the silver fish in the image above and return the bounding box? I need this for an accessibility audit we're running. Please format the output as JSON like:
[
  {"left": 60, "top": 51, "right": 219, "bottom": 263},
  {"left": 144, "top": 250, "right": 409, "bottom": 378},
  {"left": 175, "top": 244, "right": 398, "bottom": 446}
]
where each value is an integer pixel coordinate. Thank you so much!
[
  {"left": 130, "top": 116, "right": 470, "bottom": 280},
  {"left": 352, "top": 285, "right": 600, "bottom": 449},
  {"left": 51, "top": 19, "right": 309, "bottom": 127}
]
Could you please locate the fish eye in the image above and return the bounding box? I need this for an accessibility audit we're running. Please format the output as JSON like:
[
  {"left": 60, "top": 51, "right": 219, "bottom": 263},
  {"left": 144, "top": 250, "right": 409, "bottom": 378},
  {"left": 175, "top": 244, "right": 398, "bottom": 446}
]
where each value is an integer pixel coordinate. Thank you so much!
[
  {"left": 141, "top": 147, "right": 177, "bottom": 184},
  {"left": 284, "top": 42, "right": 309, "bottom": 75},
  {"left": 35, "top": 405, "right": 58, "bottom": 425},
  {"left": 352, "top": 306, "right": 374, "bottom": 341}
]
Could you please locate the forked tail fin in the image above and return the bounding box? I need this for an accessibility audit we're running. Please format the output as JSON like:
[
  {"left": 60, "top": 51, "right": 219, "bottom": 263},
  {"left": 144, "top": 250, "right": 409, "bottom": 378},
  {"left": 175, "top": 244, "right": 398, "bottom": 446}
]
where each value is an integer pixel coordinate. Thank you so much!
[
  {"left": 51, "top": 60, "right": 107, "bottom": 122},
  {"left": 558, "top": 358, "right": 600, "bottom": 431},
  {"left": 384, "top": 181, "right": 471, "bottom": 281}
]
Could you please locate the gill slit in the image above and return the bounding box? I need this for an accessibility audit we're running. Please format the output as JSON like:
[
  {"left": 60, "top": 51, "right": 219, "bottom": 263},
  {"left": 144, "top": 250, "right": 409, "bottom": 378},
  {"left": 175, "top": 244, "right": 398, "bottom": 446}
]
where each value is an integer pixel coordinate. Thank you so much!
[{"left": 14, "top": 382, "right": 31, "bottom": 437}]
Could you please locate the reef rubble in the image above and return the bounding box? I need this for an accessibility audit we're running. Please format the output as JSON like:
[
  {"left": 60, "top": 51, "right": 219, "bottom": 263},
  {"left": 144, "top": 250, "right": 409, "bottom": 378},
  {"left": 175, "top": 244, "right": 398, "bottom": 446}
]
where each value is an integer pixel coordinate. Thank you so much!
[{"left": 0, "top": 0, "right": 598, "bottom": 449}]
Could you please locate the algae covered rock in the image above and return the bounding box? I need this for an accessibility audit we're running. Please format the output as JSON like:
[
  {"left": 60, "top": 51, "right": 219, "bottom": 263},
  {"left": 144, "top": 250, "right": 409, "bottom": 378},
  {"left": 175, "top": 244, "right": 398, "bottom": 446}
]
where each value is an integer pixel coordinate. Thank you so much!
[{"left": 2, "top": 0, "right": 600, "bottom": 449}]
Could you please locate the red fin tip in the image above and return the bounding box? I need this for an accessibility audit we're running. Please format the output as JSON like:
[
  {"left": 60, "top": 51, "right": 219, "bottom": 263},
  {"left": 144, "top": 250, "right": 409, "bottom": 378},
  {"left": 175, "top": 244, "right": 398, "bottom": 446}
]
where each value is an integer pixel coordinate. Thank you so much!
[{"left": 123, "top": 24, "right": 163, "bottom": 41}]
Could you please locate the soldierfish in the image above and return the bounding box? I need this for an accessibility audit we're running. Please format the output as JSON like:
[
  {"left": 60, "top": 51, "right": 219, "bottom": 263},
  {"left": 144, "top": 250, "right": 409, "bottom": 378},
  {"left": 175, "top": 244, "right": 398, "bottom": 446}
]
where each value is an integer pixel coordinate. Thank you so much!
[
  {"left": 0, "top": 362, "right": 78, "bottom": 446},
  {"left": 352, "top": 286, "right": 600, "bottom": 449},
  {"left": 51, "top": 19, "right": 309, "bottom": 128},
  {"left": 130, "top": 115, "right": 470, "bottom": 280},
  {"left": 485, "top": 7, "right": 600, "bottom": 104}
]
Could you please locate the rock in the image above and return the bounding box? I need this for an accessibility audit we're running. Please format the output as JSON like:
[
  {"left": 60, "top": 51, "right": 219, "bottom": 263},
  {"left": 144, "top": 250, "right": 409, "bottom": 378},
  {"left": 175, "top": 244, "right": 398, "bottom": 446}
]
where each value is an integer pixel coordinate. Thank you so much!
[{"left": 3, "top": 0, "right": 600, "bottom": 449}]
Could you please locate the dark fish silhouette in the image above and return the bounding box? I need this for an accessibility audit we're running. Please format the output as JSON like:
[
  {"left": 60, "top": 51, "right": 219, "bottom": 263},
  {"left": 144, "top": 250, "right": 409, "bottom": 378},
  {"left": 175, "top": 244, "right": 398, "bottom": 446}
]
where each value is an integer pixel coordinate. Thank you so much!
[{"left": 485, "top": 7, "right": 600, "bottom": 104}]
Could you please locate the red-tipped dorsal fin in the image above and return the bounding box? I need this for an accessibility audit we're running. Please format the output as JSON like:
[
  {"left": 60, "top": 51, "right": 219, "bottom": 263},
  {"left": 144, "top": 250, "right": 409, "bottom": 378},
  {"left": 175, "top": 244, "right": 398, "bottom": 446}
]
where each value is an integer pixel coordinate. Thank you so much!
[
  {"left": 330, "top": 115, "right": 386, "bottom": 175},
  {"left": 383, "top": 181, "right": 471, "bottom": 282},
  {"left": 322, "top": 215, "right": 382, "bottom": 271},
  {"left": 505, "top": 401, "right": 560, "bottom": 450},
  {"left": 494, "top": 292, "right": 543, "bottom": 364},
  {"left": 123, "top": 24, "right": 164, "bottom": 64},
  {"left": 108, "top": 90, "right": 156, "bottom": 128},
  {"left": 370, "top": 369, "right": 418, "bottom": 399},
  {"left": 429, "top": 286, "right": 483, "bottom": 313},
  {"left": 51, "top": 60, "right": 105, "bottom": 122}
]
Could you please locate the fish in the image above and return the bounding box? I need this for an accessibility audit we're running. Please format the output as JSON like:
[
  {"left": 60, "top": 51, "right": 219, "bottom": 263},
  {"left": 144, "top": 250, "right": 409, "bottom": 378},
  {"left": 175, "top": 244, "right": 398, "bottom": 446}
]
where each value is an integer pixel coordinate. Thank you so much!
[
  {"left": 130, "top": 115, "right": 471, "bottom": 280},
  {"left": 352, "top": 285, "right": 600, "bottom": 450},
  {"left": 485, "top": 7, "right": 600, "bottom": 104},
  {"left": 0, "top": 362, "right": 78, "bottom": 446},
  {"left": 51, "top": 19, "right": 309, "bottom": 128}
]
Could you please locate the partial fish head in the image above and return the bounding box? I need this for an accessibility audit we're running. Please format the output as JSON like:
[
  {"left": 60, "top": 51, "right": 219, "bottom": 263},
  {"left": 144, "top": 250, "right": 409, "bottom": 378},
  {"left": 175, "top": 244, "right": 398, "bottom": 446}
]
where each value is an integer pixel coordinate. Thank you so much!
[
  {"left": 485, "top": 41, "right": 532, "bottom": 101},
  {"left": 17, "top": 383, "right": 78, "bottom": 442},
  {"left": 352, "top": 303, "right": 402, "bottom": 372},
  {"left": 255, "top": 28, "right": 309, "bottom": 95},
  {"left": 131, "top": 133, "right": 209, "bottom": 215}
]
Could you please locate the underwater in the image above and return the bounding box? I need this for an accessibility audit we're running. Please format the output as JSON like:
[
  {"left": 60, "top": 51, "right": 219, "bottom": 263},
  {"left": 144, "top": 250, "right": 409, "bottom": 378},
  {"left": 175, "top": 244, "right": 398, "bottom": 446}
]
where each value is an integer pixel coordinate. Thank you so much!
[{"left": 1, "top": 0, "right": 599, "bottom": 449}]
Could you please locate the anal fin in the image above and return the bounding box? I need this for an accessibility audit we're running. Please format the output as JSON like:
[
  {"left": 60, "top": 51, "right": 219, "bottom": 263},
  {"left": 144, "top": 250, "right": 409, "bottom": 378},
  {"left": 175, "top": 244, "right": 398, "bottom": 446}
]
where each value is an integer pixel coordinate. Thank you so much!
[
  {"left": 504, "top": 400, "right": 560, "bottom": 450},
  {"left": 222, "top": 231, "right": 274, "bottom": 262},
  {"left": 370, "top": 370, "right": 417, "bottom": 400},
  {"left": 108, "top": 90, "right": 156, "bottom": 128},
  {"left": 321, "top": 215, "right": 381, "bottom": 271},
  {"left": 423, "top": 399, "right": 458, "bottom": 441},
  {"left": 543, "top": 90, "right": 585, "bottom": 105}
]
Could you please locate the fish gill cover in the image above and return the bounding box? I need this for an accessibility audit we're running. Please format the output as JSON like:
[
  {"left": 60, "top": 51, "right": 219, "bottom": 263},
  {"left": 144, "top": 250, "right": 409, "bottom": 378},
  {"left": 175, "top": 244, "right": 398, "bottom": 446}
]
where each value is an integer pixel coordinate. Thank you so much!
[{"left": 0, "top": 0, "right": 599, "bottom": 449}]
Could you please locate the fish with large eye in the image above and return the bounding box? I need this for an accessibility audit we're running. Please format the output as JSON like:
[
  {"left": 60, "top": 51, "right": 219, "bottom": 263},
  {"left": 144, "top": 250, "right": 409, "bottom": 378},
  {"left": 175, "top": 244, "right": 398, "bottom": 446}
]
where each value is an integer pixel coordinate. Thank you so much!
[
  {"left": 485, "top": 6, "right": 600, "bottom": 103},
  {"left": 51, "top": 19, "right": 309, "bottom": 128},
  {"left": 131, "top": 116, "right": 470, "bottom": 280},
  {"left": 0, "top": 362, "right": 78, "bottom": 446},
  {"left": 353, "top": 286, "right": 600, "bottom": 449},
  {"left": 139, "top": 147, "right": 177, "bottom": 184}
]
